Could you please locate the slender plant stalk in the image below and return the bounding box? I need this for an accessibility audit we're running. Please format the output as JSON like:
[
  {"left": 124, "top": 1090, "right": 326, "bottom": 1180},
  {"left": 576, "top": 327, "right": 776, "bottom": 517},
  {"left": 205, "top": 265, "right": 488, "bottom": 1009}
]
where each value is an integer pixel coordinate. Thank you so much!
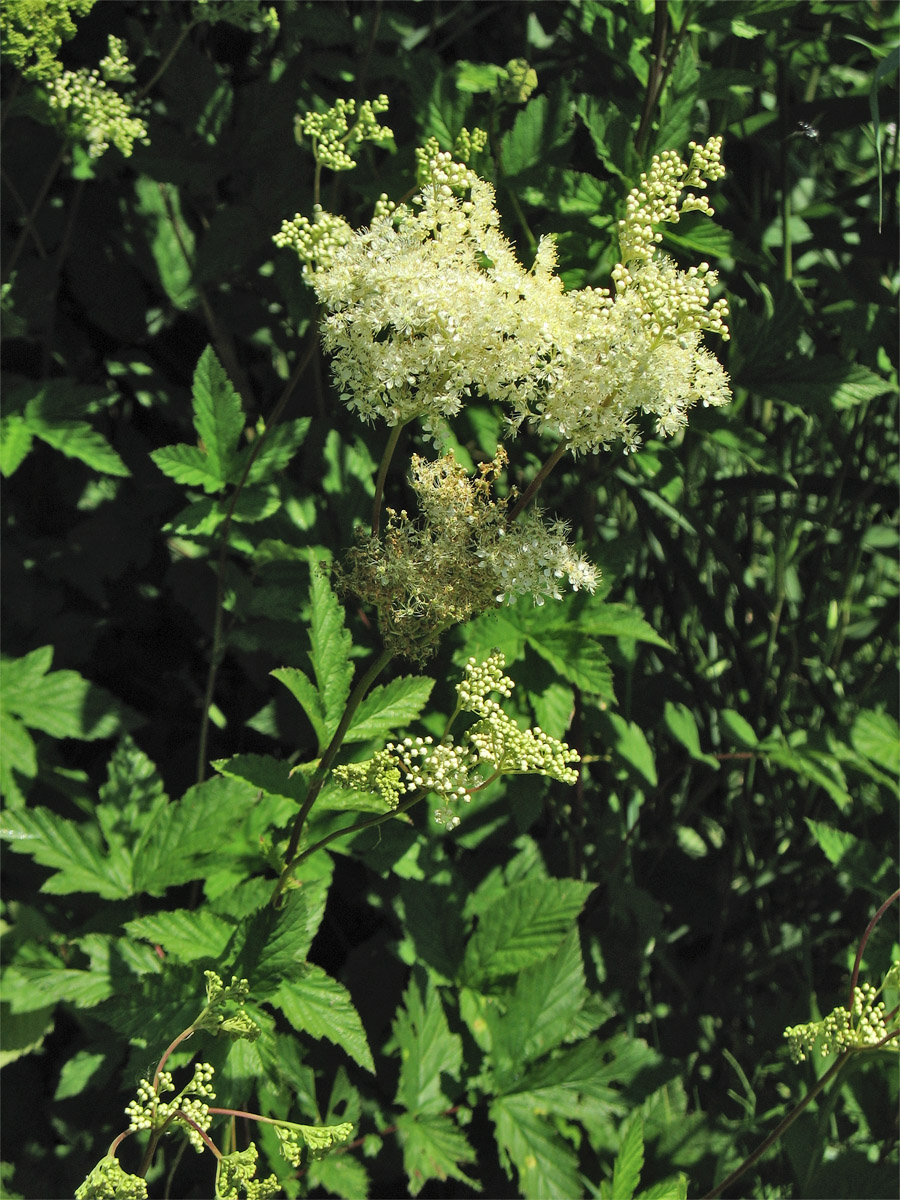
[
  {"left": 507, "top": 439, "right": 570, "bottom": 522},
  {"left": 371, "top": 421, "right": 406, "bottom": 536},
  {"left": 271, "top": 645, "right": 394, "bottom": 906},
  {"left": 3, "top": 139, "right": 68, "bottom": 283},
  {"left": 848, "top": 886, "right": 900, "bottom": 1007},
  {"left": 195, "top": 332, "right": 319, "bottom": 784},
  {"left": 700, "top": 1049, "right": 854, "bottom": 1199}
]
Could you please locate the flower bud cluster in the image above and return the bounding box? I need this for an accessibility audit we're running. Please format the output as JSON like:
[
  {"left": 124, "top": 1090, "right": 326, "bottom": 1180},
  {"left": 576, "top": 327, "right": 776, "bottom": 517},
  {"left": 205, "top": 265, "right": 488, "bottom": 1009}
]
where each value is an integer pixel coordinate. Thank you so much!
[
  {"left": 784, "top": 978, "right": 899, "bottom": 1063},
  {"left": 295, "top": 95, "right": 392, "bottom": 171},
  {"left": 44, "top": 35, "right": 149, "bottom": 158},
  {"left": 274, "top": 1120, "right": 354, "bottom": 1167},
  {"left": 1, "top": 0, "right": 95, "bottom": 82},
  {"left": 217, "top": 1145, "right": 280, "bottom": 1200},
  {"left": 75, "top": 1155, "right": 148, "bottom": 1200},
  {"left": 273, "top": 205, "right": 353, "bottom": 274},
  {"left": 124, "top": 1063, "right": 216, "bottom": 1152},
  {"left": 617, "top": 138, "right": 725, "bottom": 266},
  {"left": 335, "top": 653, "right": 579, "bottom": 829}
]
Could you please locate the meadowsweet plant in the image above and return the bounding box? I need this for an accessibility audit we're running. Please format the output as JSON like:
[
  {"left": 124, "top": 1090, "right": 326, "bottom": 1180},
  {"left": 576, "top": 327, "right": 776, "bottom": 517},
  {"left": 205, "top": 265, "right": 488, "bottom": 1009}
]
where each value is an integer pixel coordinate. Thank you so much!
[{"left": 75, "top": 973, "right": 353, "bottom": 1200}]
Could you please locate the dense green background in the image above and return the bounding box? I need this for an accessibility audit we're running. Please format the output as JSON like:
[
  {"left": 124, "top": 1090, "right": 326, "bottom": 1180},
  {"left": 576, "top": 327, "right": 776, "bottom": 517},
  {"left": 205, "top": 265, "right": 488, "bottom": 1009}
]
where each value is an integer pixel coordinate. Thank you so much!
[{"left": 1, "top": 2, "right": 897, "bottom": 1198}]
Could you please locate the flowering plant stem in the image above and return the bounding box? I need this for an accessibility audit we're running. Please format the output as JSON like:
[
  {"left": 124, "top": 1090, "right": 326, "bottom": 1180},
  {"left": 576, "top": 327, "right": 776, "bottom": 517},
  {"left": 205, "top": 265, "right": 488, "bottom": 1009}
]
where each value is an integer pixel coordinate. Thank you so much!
[
  {"left": 700, "top": 1048, "right": 854, "bottom": 1200},
  {"left": 507, "top": 439, "right": 570, "bottom": 523},
  {"left": 271, "top": 645, "right": 394, "bottom": 906},
  {"left": 371, "top": 420, "right": 407, "bottom": 536}
]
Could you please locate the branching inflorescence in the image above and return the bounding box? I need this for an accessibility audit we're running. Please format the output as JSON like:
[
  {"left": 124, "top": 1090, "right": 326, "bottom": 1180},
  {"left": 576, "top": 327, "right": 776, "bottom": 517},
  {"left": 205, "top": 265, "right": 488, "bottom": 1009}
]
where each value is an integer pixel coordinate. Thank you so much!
[{"left": 276, "top": 97, "right": 731, "bottom": 663}]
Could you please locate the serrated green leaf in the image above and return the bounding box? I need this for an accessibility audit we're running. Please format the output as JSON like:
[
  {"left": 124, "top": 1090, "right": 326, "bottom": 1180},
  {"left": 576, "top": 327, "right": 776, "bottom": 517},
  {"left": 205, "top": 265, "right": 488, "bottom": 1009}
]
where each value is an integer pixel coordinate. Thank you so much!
[
  {"left": 0, "top": 808, "right": 134, "bottom": 899},
  {"left": 0, "top": 1002, "right": 55, "bottom": 1067},
  {"left": 576, "top": 602, "right": 670, "bottom": 649},
  {"left": 246, "top": 418, "right": 312, "bottom": 481},
  {"left": 663, "top": 702, "right": 719, "bottom": 767},
  {"left": 398, "top": 879, "right": 468, "bottom": 984},
  {"left": 306, "top": 1151, "right": 371, "bottom": 1200},
  {"left": 150, "top": 443, "right": 225, "bottom": 492},
  {"left": 395, "top": 1113, "right": 480, "bottom": 1197},
  {"left": 125, "top": 909, "right": 237, "bottom": 961},
  {"left": 132, "top": 774, "right": 259, "bottom": 895},
  {"left": 308, "top": 566, "right": 354, "bottom": 736},
  {"left": 2, "top": 661, "right": 135, "bottom": 741},
  {"left": 637, "top": 1174, "right": 688, "bottom": 1200},
  {"left": 54, "top": 1049, "right": 108, "bottom": 1100},
  {"left": 233, "top": 878, "right": 333, "bottom": 995},
  {"left": 191, "top": 346, "right": 245, "bottom": 485},
  {"left": 0, "top": 711, "right": 37, "bottom": 798},
  {"left": 345, "top": 675, "right": 434, "bottom": 744},
  {"left": 759, "top": 357, "right": 893, "bottom": 412},
  {"left": 803, "top": 818, "right": 891, "bottom": 896},
  {"left": 213, "top": 752, "right": 306, "bottom": 804},
  {"left": 526, "top": 628, "right": 614, "bottom": 698},
  {"left": 611, "top": 1116, "right": 644, "bottom": 1200},
  {"left": 393, "top": 973, "right": 462, "bottom": 1113},
  {"left": 491, "top": 1091, "right": 582, "bottom": 1200},
  {"left": 851, "top": 710, "right": 899, "bottom": 774},
  {"left": 27, "top": 409, "right": 130, "bottom": 476},
  {"left": 463, "top": 877, "right": 595, "bottom": 987},
  {"left": 271, "top": 665, "right": 328, "bottom": 751},
  {"left": 501, "top": 94, "right": 549, "bottom": 175},
  {"left": 0, "top": 413, "right": 33, "bottom": 477},
  {"left": 274, "top": 963, "right": 374, "bottom": 1073},
  {"left": 488, "top": 928, "right": 588, "bottom": 1075}
]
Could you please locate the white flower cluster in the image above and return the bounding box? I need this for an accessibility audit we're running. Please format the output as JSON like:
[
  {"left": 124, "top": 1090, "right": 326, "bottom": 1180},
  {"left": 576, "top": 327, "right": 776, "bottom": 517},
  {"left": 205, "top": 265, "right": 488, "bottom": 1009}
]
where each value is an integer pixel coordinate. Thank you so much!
[
  {"left": 283, "top": 118, "right": 730, "bottom": 455},
  {"left": 124, "top": 1063, "right": 216, "bottom": 1153},
  {"left": 334, "top": 653, "right": 579, "bottom": 829},
  {"left": 784, "top": 979, "right": 898, "bottom": 1063},
  {"left": 340, "top": 451, "right": 597, "bottom": 658},
  {"left": 484, "top": 511, "right": 598, "bottom": 605},
  {"left": 44, "top": 34, "right": 148, "bottom": 158}
]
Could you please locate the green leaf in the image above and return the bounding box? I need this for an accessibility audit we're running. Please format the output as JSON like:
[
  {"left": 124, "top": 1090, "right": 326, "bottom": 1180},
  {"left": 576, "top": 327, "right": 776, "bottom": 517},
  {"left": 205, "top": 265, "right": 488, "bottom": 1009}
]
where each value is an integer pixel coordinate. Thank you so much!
[
  {"left": 233, "top": 878, "right": 333, "bottom": 996},
  {"left": 0, "top": 807, "right": 134, "bottom": 900},
  {"left": 850, "top": 710, "right": 899, "bottom": 774},
  {"left": 191, "top": 346, "right": 245, "bottom": 485},
  {"left": 124, "top": 909, "right": 237, "bottom": 962},
  {"left": 134, "top": 176, "right": 197, "bottom": 309},
  {"left": 607, "top": 714, "right": 657, "bottom": 787},
  {"left": 0, "top": 413, "right": 33, "bottom": 477},
  {"left": 803, "top": 818, "right": 892, "bottom": 897},
  {"left": 25, "top": 397, "right": 130, "bottom": 477},
  {"left": 719, "top": 709, "right": 758, "bottom": 749},
  {"left": 345, "top": 675, "right": 434, "bottom": 744},
  {"left": 393, "top": 972, "right": 462, "bottom": 1113},
  {"left": 611, "top": 1116, "right": 644, "bottom": 1200},
  {"left": 398, "top": 879, "right": 468, "bottom": 984},
  {"left": 0, "top": 1002, "right": 55, "bottom": 1067},
  {"left": 0, "top": 651, "right": 137, "bottom": 741},
  {"left": 759, "top": 357, "right": 893, "bottom": 412},
  {"left": 663, "top": 702, "right": 719, "bottom": 768},
  {"left": 274, "top": 963, "right": 374, "bottom": 1073},
  {"left": 462, "top": 877, "right": 595, "bottom": 987},
  {"left": 308, "top": 566, "right": 354, "bottom": 736},
  {"left": 491, "top": 1091, "right": 582, "bottom": 1199},
  {"left": 575, "top": 602, "right": 670, "bottom": 650},
  {"left": 150, "top": 443, "right": 225, "bottom": 493},
  {"left": 213, "top": 752, "right": 306, "bottom": 804},
  {"left": 395, "top": 1113, "right": 479, "bottom": 1197},
  {"left": 525, "top": 628, "right": 614, "bottom": 698},
  {"left": 0, "top": 711, "right": 37, "bottom": 804},
  {"left": 246, "top": 418, "right": 312, "bottom": 481},
  {"left": 487, "top": 928, "right": 588, "bottom": 1074},
  {"left": 271, "top": 665, "right": 328, "bottom": 751}
]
